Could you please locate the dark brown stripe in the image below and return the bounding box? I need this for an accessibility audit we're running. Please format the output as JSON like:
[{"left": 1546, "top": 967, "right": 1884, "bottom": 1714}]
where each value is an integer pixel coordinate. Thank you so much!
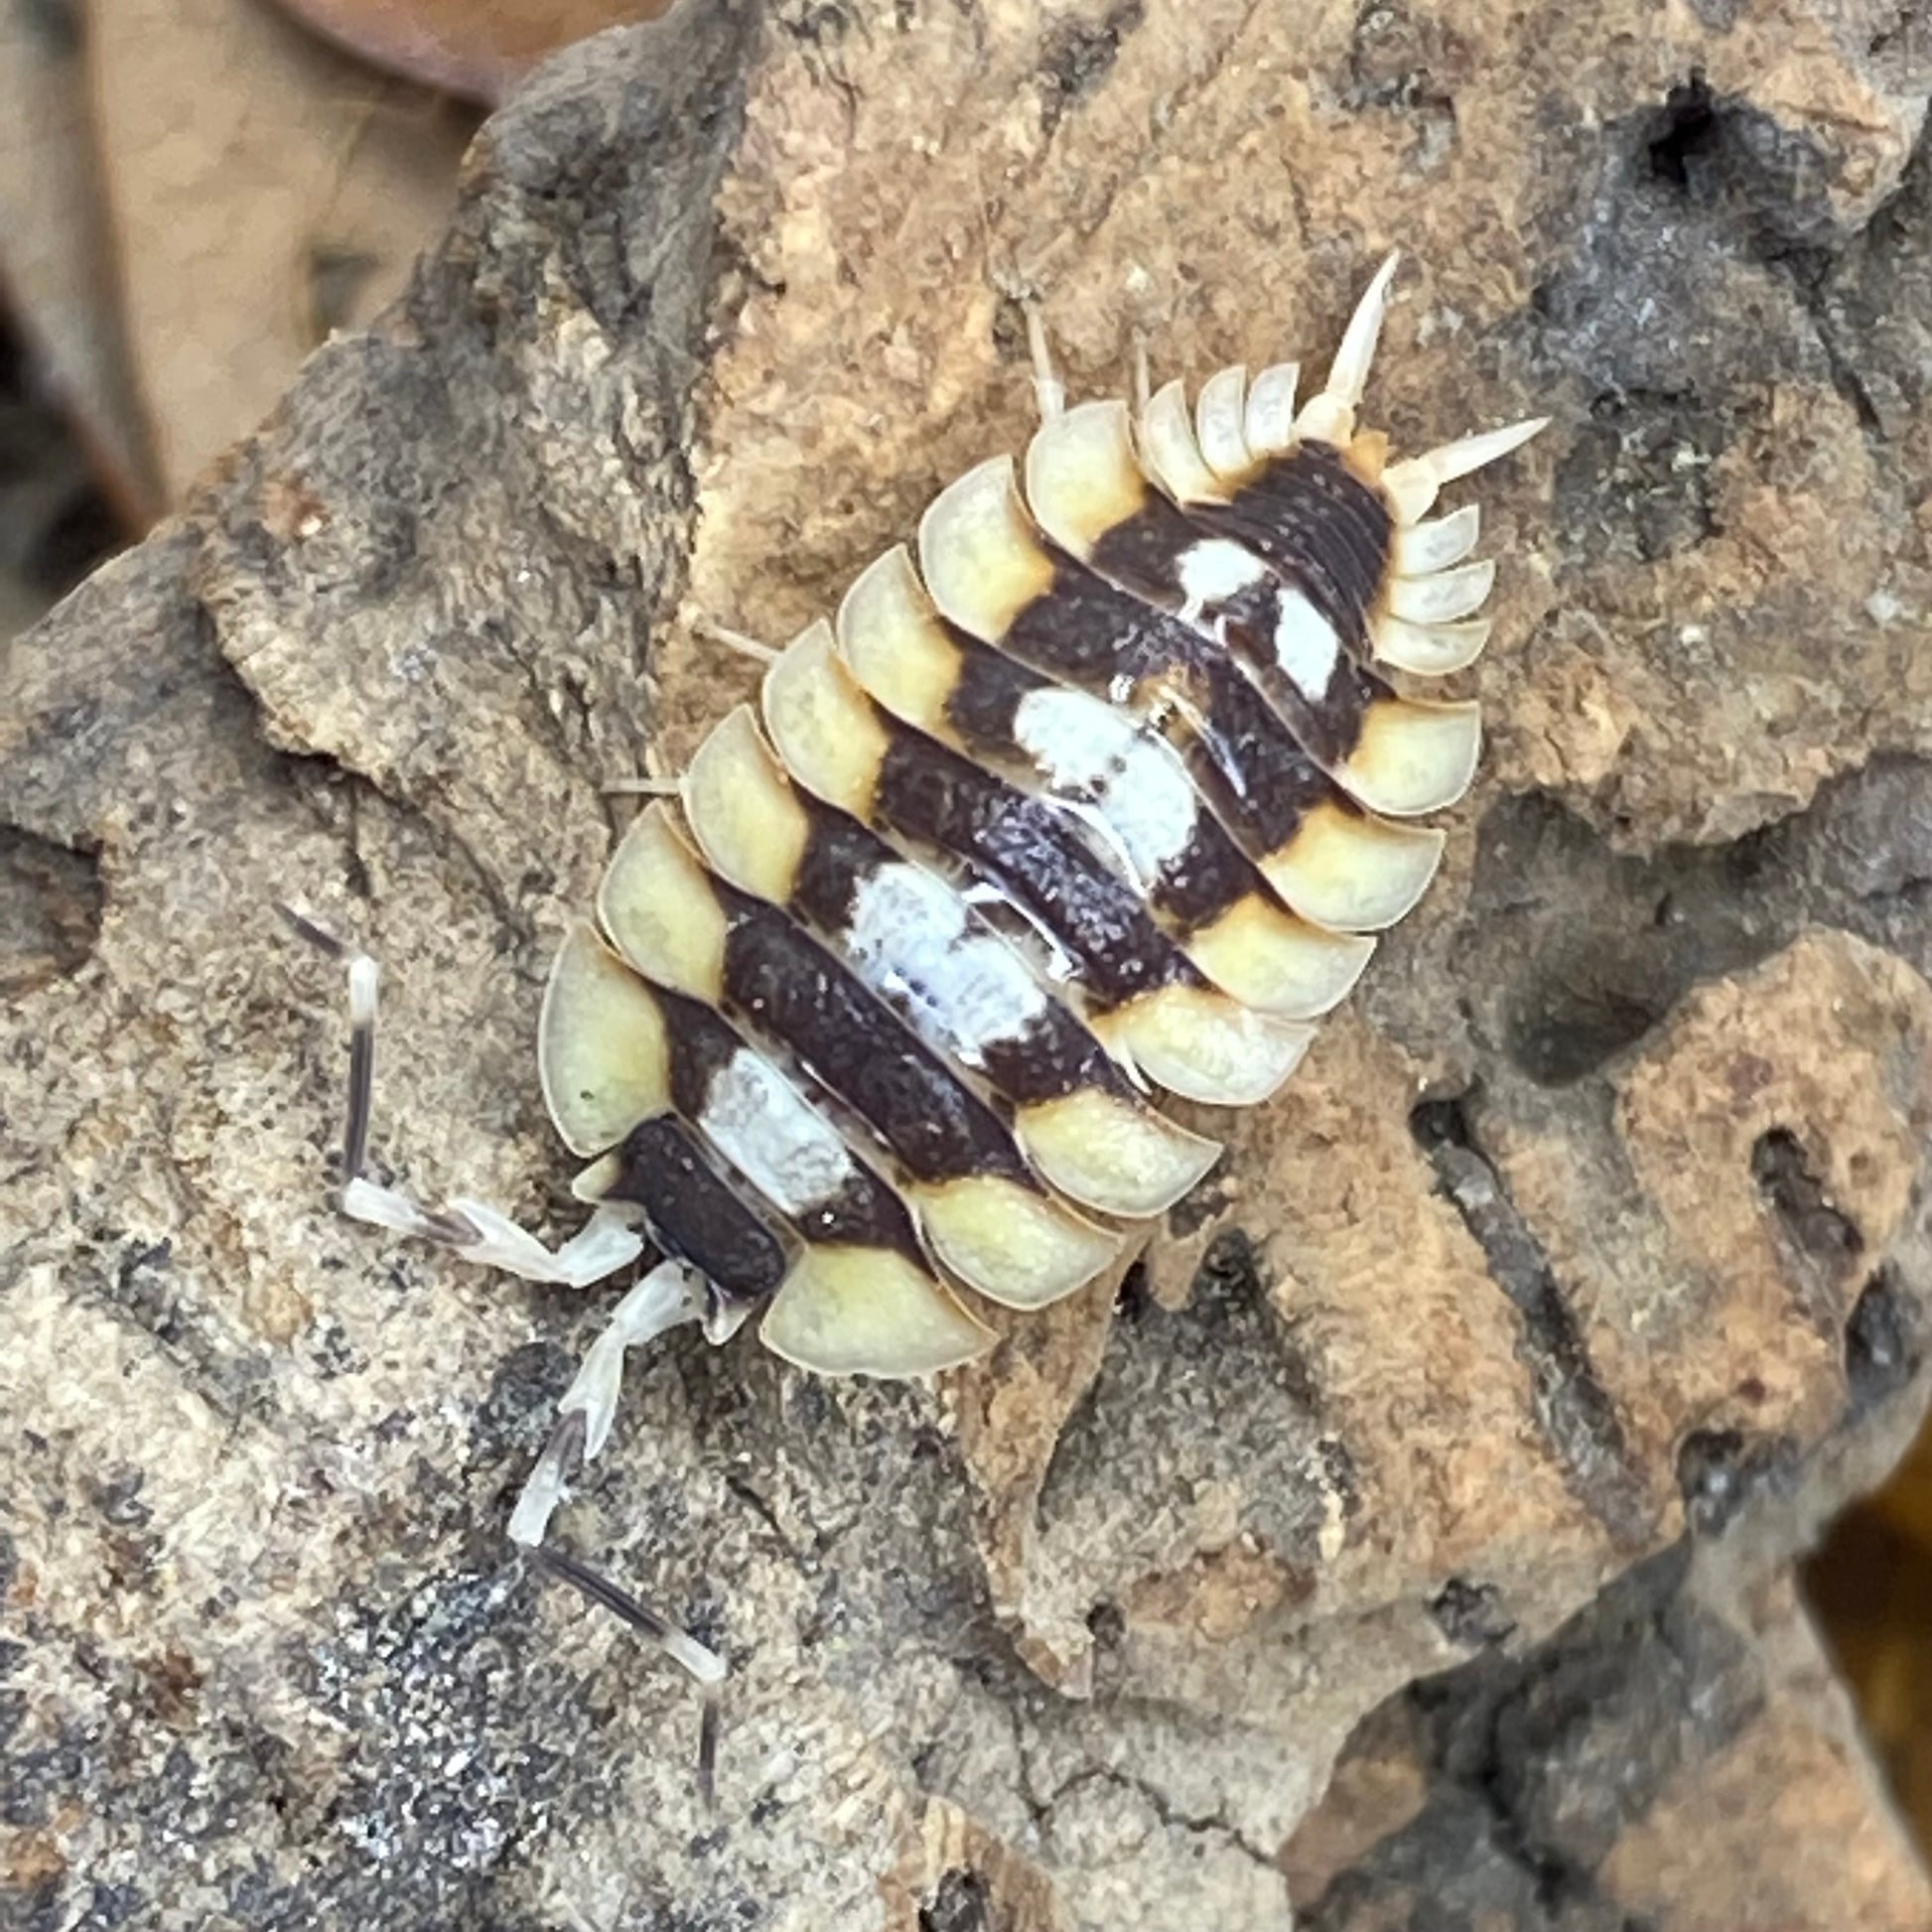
[
  {"left": 1194, "top": 443, "right": 1393, "bottom": 647},
  {"left": 789, "top": 804, "right": 879, "bottom": 935},
  {"left": 938, "top": 624, "right": 1044, "bottom": 753},
  {"left": 649, "top": 982, "right": 929, "bottom": 1263},
  {"left": 1156, "top": 823, "right": 1270, "bottom": 934},
  {"left": 974, "top": 1022, "right": 1116, "bottom": 1109},
  {"left": 656, "top": 984, "right": 743, "bottom": 1124},
  {"left": 712, "top": 884, "right": 1036, "bottom": 1190},
  {"left": 992, "top": 545, "right": 1360, "bottom": 861},
  {"left": 937, "top": 616, "right": 1282, "bottom": 936},
  {"left": 1088, "top": 489, "right": 1386, "bottom": 767},
  {"left": 1217, "top": 599, "right": 1372, "bottom": 771},
  {"left": 785, "top": 792, "right": 1133, "bottom": 1108},
  {"left": 594, "top": 1116, "right": 789, "bottom": 1310},
  {"left": 870, "top": 723, "right": 1197, "bottom": 1011}
]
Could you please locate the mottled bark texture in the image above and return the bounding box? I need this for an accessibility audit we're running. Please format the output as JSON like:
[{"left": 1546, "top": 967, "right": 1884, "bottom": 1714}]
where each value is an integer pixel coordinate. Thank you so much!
[{"left": 5, "top": 2, "right": 1932, "bottom": 1927}]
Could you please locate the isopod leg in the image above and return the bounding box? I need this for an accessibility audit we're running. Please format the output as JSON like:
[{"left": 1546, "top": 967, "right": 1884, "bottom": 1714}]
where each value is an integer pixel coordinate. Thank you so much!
[
  {"left": 507, "top": 1259, "right": 713, "bottom": 1549},
  {"left": 506, "top": 1262, "right": 725, "bottom": 1801},
  {"left": 284, "top": 905, "right": 727, "bottom": 1795},
  {"left": 280, "top": 904, "right": 647, "bottom": 1287}
]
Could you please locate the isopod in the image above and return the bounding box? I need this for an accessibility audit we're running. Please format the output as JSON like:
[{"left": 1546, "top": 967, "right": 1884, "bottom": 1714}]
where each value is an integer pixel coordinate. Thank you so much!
[{"left": 292, "top": 253, "right": 1545, "bottom": 1787}]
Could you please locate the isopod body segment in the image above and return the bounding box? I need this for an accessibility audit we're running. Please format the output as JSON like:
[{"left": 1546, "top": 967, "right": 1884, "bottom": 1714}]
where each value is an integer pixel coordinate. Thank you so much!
[{"left": 538, "top": 256, "right": 1545, "bottom": 1380}]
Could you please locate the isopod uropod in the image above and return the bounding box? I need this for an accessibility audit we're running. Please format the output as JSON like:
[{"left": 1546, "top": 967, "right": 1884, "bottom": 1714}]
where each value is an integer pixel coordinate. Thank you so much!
[{"left": 293, "top": 254, "right": 1545, "bottom": 1779}]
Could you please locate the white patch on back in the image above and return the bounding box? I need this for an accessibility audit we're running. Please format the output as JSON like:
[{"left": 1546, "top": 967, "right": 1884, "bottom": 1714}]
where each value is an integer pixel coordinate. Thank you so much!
[
  {"left": 699, "top": 1050, "right": 853, "bottom": 1214},
  {"left": 1013, "top": 688, "right": 1199, "bottom": 882},
  {"left": 1174, "top": 538, "right": 1269, "bottom": 621},
  {"left": 846, "top": 863, "right": 1047, "bottom": 1059},
  {"left": 1271, "top": 590, "right": 1341, "bottom": 701}
]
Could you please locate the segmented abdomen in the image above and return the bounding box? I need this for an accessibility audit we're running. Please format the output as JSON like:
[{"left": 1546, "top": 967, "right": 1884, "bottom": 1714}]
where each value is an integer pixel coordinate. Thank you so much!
[{"left": 540, "top": 261, "right": 1543, "bottom": 1376}]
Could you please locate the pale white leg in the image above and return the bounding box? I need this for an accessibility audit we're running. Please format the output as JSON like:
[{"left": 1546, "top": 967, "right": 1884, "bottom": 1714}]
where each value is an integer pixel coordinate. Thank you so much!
[
  {"left": 341, "top": 1176, "right": 646, "bottom": 1287},
  {"left": 281, "top": 910, "right": 648, "bottom": 1287},
  {"left": 1382, "top": 416, "right": 1551, "bottom": 522},
  {"left": 508, "top": 1259, "right": 711, "bottom": 1549},
  {"left": 508, "top": 1258, "right": 726, "bottom": 1799},
  {"left": 284, "top": 905, "right": 727, "bottom": 1791},
  {"left": 509, "top": 1261, "right": 724, "bottom": 1680}
]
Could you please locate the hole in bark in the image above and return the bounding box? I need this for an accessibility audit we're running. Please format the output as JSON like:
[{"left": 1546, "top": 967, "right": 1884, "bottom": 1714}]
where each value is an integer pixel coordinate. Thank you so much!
[
  {"left": 1646, "top": 75, "right": 1720, "bottom": 190},
  {"left": 1409, "top": 1093, "right": 1473, "bottom": 1152},
  {"left": 1506, "top": 975, "right": 1672, "bottom": 1088},
  {"left": 1750, "top": 1128, "right": 1864, "bottom": 1270}
]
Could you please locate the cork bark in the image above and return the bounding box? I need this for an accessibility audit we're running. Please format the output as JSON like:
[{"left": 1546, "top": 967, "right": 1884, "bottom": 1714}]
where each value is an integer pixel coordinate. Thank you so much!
[{"left": 4, "top": 2, "right": 1932, "bottom": 1927}]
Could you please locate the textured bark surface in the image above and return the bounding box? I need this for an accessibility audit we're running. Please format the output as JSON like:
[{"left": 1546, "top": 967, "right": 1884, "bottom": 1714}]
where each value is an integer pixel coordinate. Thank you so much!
[{"left": 4, "top": 2, "right": 1932, "bottom": 1927}]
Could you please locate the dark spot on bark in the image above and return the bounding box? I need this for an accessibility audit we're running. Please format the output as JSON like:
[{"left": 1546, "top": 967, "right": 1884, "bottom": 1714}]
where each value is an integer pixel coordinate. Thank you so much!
[
  {"left": 990, "top": 294, "right": 1029, "bottom": 364},
  {"left": 1410, "top": 1094, "right": 1474, "bottom": 1152},
  {"left": 1646, "top": 75, "right": 1721, "bottom": 191},
  {"left": 1115, "top": 1258, "right": 1152, "bottom": 1322},
  {"left": 1341, "top": 0, "right": 1461, "bottom": 167},
  {"left": 776, "top": 0, "right": 856, "bottom": 48},
  {"left": 1087, "top": 1598, "right": 1126, "bottom": 1650},
  {"left": 1750, "top": 1129, "right": 1864, "bottom": 1271},
  {"left": 1510, "top": 973, "right": 1673, "bottom": 1088},
  {"left": 87, "top": 1467, "right": 152, "bottom": 1529},
  {"left": 469, "top": 1338, "right": 575, "bottom": 1465},
  {"left": 135, "top": 1646, "right": 205, "bottom": 1729},
  {"left": 1845, "top": 1266, "right": 1918, "bottom": 1412},
  {"left": 1430, "top": 1578, "right": 1516, "bottom": 1650},
  {"left": 1676, "top": 1428, "right": 1801, "bottom": 1536},
  {"left": 98, "top": 1237, "right": 278, "bottom": 1424},
  {"left": 921, "top": 1868, "right": 993, "bottom": 1932},
  {"left": 1638, "top": 72, "right": 1840, "bottom": 249},
  {"left": 1035, "top": 0, "right": 1143, "bottom": 137},
  {"left": 78, "top": 1880, "right": 144, "bottom": 1927},
  {"left": 19, "top": 0, "right": 81, "bottom": 57}
]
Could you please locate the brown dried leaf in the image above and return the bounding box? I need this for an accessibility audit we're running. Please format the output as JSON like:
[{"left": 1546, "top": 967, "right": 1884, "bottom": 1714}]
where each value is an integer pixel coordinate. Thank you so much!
[
  {"left": 90, "top": 0, "right": 476, "bottom": 501},
  {"left": 0, "top": 2, "right": 161, "bottom": 524},
  {"left": 261, "top": 0, "right": 673, "bottom": 103}
]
